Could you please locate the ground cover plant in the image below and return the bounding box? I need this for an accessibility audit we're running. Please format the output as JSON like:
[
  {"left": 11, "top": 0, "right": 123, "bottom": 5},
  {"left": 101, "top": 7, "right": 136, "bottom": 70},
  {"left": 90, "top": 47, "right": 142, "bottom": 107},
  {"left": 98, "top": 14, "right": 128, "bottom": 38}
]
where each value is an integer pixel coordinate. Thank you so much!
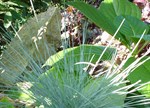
[{"left": 0, "top": 0, "right": 150, "bottom": 107}]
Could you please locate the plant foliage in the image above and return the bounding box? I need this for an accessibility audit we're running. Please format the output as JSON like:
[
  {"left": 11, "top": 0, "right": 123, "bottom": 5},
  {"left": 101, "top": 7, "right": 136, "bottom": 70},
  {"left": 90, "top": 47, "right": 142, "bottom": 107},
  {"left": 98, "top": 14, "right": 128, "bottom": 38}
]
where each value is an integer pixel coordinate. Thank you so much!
[
  {"left": 67, "top": 0, "right": 149, "bottom": 48},
  {"left": 0, "top": 1, "right": 150, "bottom": 107}
]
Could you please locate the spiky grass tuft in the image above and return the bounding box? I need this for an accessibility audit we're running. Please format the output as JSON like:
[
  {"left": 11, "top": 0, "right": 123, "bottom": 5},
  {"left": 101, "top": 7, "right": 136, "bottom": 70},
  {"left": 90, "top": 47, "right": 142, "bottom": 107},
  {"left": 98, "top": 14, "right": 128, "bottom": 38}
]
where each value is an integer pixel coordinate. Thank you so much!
[{"left": 0, "top": 1, "right": 150, "bottom": 108}]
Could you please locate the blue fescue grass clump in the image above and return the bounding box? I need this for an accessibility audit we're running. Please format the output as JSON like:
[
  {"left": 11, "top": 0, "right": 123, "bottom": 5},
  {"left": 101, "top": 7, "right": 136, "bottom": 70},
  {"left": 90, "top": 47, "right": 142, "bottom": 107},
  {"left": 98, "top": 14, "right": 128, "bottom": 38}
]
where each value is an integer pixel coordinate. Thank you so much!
[
  {"left": 1, "top": 30, "right": 150, "bottom": 107},
  {"left": 0, "top": 2, "right": 150, "bottom": 108}
]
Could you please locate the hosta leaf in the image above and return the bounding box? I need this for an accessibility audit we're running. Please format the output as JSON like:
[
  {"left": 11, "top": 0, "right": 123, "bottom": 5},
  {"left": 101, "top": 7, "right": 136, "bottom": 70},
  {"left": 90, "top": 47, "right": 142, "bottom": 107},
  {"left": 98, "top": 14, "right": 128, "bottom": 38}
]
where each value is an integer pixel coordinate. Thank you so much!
[
  {"left": 113, "top": 0, "right": 141, "bottom": 19},
  {"left": 10, "top": 10, "right": 22, "bottom": 20},
  {"left": 67, "top": 1, "right": 129, "bottom": 46},
  {"left": 97, "top": 0, "right": 131, "bottom": 46},
  {"left": 114, "top": 16, "right": 133, "bottom": 44},
  {"left": 114, "top": 15, "right": 149, "bottom": 43},
  {"left": 124, "top": 57, "right": 150, "bottom": 98},
  {"left": 132, "top": 34, "right": 150, "bottom": 42},
  {"left": 140, "top": 84, "right": 150, "bottom": 98},
  {"left": 114, "top": 16, "right": 134, "bottom": 37},
  {"left": 68, "top": 0, "right": 143, "bottom": 47},
  {"left": 67, "top": 1, "right": 116, "bottom": 34},
  {"left": 124, "top": 16, "right": 149, "bottom": 35},
  {"left": 97, "top": 0, "right": 117, "bottom": 33},
  {"left": 148, "top": 25, "right": 150, "bottom": 34},
  {"left": 125, "top": 57, "right": 150, "bottom": 83},
  {"left": 44, "top": 44, "right": 116, "bottom": 67}
]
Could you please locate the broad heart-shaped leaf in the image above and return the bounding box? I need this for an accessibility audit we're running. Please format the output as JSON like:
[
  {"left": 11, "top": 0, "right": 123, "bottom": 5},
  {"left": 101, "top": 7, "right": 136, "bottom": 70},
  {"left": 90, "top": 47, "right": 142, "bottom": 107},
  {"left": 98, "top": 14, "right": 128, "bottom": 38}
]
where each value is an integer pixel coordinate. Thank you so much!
[
  {"left": 113, "top": 0, "right": 141, "bottom": 19},
  {"left": 114, "top": 15, "right": 149, "bottom": 43},
  {"left": 44, "top": 44, "right": 116, "bottom": 68}
]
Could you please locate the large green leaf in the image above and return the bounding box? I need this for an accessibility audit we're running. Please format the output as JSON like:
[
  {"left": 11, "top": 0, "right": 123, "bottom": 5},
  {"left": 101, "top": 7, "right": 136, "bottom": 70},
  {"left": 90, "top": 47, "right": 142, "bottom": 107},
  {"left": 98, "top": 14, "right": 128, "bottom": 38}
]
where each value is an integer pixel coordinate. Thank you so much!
[
  {"left": 67, "top": 1, "right": 116, "bottom": 35},
  {"left": 124, "top": 57, "right": 150, "bottom": 98},
  {"left": 98, "top": 0, "right": 116, "bottom": 22},
  {"left": 43, "top": 45, "right": 116, "bottom": 85},
  {"left": 114, "top": 16, "right": 134, "bottom": 37},
  {"left": 0, "top": 3, "right": 7, "bottom": 13},
  {"left": 67, "top": 0, "right": 145, "bottom": 47},
  {"left": 44, "top": 44, "right": 116, "bottom": 67},
  {"left": 125, "top": 57, "right": 150, "bottom": 83},
  {"left": 148, "top": 25, "right": 150, "bottom": 34},
  {"left": 67, "top": 1, "right": 129, "bottom": 46},
  {"left": 97, "top": 0, "right": 132, "bottom": 46},
  {"left": 114, "top": 15, "right": 149, "bottom": 43},
  {"left": 132, "top": 35, "right": 150, "bottom": 42},
  {"left": 123, "top": 16, "right": 149, "bottom": 35},
  {"left": 113, "top": 0, "right": 141, "bottom": 19},
  {"left": 140, "top": 84, "right": 150, "bottom": 98}
]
